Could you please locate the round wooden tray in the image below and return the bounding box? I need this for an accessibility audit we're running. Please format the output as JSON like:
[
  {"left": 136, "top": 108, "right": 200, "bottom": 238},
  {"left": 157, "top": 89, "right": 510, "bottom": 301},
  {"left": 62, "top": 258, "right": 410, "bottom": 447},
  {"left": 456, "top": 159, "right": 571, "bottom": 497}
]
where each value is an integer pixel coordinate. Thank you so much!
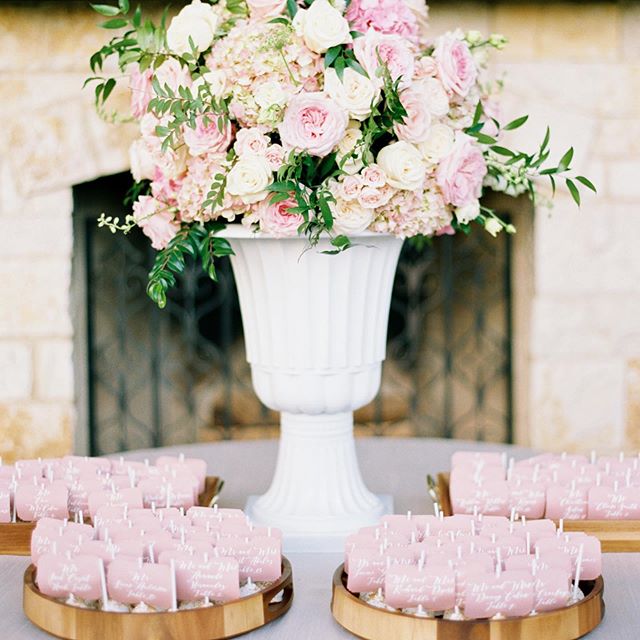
[
  {"left": 23, "top": 557, "right": 293, "bottom": 640},
  {"left": 331, "top": 564, "right": 604, "bottom": 640},
  {"left": 0, "top": 476, "right": 222, "bottom": 556}
]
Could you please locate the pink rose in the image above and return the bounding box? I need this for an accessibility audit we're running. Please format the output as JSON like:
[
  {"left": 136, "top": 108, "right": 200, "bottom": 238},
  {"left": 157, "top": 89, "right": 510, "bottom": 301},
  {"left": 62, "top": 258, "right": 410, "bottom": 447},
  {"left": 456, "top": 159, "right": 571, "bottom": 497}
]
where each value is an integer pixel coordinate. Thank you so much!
[
  {"left": 436, "top": 133, "right": 487, "bottom": 207},
  {"left": 132, "top": 195, "right": 180, "bottom": 250},
  {"left": 346, "top": 0, "right": 419, "bottom": 42},
  {"left": 357, "top": 185, "right": 394, "bottom": 209},
  {"left": 246, "top": 0, "right": 286, "bottom": 19},
  {"left": 129, "top": 65, "right": 153, "bottom": 118},
  {"left": 234, "top": 128, "right": 270, "bottom": 157},
  {"left": 393, "top": 87, "right": 432, "bottom": 144},
  {"left": 361, "top": 164, "right": 386, "bottom": 188},
  {"left": 258, "top": 197, "right": 304, "bottom": 237},
  {"left": 353, "top": 29, "right": 415, "bottom": 89},
  {"left": 153, "top": 58, "right": 192, "bottom": 93},
  {"left": 433, "top": 33, "right": 477, "bottom": 97},
  {"left": 183, "top": 113, "right": 232, "bottom": 156},
  {"left": 414, "top": 56, "right": 438, "bottom": 79},
  {"left": 278, "top": 92, "right": 348, "bottom": 158},
  {"left": 151, "top": 169, "right": 183, "bottom": 207},
  {"left": 338, "top": 175, "right": 362, "bottom": 201},
  {"left": 265, "top": 144, "right": 285, "bottom": 170}
]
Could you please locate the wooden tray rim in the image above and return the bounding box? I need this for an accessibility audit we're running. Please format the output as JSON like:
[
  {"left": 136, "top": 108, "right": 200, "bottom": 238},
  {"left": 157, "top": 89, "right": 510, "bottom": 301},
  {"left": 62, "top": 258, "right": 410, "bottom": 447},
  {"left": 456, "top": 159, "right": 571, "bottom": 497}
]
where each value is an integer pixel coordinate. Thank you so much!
[
  {"left": 332, "top": 564, "right": 604, "bottom": 639},
  {"left": 23, "top": 557, "right": 293, "bottom": 640}
]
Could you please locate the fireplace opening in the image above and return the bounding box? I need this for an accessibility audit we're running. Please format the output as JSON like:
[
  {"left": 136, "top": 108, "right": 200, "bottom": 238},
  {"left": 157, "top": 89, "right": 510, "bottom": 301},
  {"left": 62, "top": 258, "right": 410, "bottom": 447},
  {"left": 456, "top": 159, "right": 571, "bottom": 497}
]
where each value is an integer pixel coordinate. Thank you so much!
[{"left": 73, "top": 173, "right": 518, "bottom": 455}]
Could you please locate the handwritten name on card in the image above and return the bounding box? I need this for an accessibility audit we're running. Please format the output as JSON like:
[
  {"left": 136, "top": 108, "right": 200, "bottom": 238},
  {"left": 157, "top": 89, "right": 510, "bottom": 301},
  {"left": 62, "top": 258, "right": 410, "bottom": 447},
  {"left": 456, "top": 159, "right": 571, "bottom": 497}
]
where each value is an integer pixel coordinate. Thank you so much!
[
  {"left": 37, "top": 554, "right": 102, "bottom": 600},
  {"left": 384, "top": 565, "right": 455, "bottom": 610},
  {"left": 107, "top": 559, "right": 173, "bottom": 609}
]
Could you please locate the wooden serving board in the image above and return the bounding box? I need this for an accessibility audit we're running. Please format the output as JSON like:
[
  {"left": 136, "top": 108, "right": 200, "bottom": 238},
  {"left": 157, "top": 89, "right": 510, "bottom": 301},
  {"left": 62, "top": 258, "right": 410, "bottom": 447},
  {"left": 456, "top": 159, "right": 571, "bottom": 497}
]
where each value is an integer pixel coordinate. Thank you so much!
[
  {"left": 331, "top": 564, "right": 604, "bottom": 640},
  {"left": 437, "top": 472, "right": 640, "bottom": 553},
  {"left": 24, "top": 558, "right": 293, "bottom": 640},
  {"left": 0, "top": 475, "right": 222, "bottom": 556}
]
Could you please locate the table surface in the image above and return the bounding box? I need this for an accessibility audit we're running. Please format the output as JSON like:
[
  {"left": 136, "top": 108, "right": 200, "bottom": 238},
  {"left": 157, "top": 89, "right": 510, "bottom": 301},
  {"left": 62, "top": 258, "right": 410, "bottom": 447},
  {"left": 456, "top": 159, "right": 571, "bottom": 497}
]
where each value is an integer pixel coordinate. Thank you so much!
[{"left": 3, "top": 437, "right": 639, "bottom": 639}]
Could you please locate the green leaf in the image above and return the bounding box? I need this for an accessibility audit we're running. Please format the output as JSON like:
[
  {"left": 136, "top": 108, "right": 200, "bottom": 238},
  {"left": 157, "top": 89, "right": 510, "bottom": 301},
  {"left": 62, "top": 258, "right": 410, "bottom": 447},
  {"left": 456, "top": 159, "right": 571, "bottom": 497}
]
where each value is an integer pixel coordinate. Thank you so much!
[
  {"left": 539, "top": 126, "right": 550, "bottom": 154},
  {"left": 566, "top": 178, "right": 580, "bottom": 206},
  {"left": 491, "top": 145, "right": 514, "bottom": 157},
  {"left": 334, "top": 56, "right": 346, "bottom": 81},
  {"left": 473, "top": 132, "right": 497, "bottom": 145},
  {"left": 132, "top": 5, "right": 142, "bottom": 27},
  {"left": 268, "top": 16, "right": 290, "bottom": 25},
  {"left": 345, "top": 57, "right": 368, "bottom": 78},
  {"left": 324, "top": 45, "right": 342, "bottom": 69},
  {"left": 576, "top": 175, "right": 597, "bottom": 193},
  {"left": 91, "top": 3, "right": 121, "bottom": 16},
  {"left": 101, "top": 17, "right": 129, "bottom": 29},
  {"left": 118, "top": 0, "right": 130, "bottom": 12},
  {"left": 558, "top": 147, "right": 574, "bottom": 172},
  {"left": 331, "top": 235, "right": 351, "bottom": 248},
  {"left": 472, "top": 101, "right": 484, "bottom": 126},
  {"left": 317, "top": 194, "right": 334, "bottom": 230},
  {"left": 503, "top": 115, "right": 528, "bottom": 131},
  {"left": 102, "top": 77, "right": 116, "bottom": 102},
  {"left": 286, "top": 0, "right": 298, "bottom": 17}
]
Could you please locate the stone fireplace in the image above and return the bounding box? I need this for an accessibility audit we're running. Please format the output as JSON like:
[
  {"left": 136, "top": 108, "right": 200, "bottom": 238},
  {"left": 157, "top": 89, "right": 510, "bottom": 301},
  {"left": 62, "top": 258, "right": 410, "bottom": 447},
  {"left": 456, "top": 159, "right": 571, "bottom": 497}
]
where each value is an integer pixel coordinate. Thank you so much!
[{"left": 1, "top": 2, "right": 638, "bottom": 460}]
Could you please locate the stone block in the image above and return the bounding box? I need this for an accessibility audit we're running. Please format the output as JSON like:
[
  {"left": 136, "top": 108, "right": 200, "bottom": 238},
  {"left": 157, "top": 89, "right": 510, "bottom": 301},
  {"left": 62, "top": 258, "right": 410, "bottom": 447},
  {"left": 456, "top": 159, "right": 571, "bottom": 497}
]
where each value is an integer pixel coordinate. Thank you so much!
[
  {"left": 0, "top": 342, "right": 32, "bottom": 401},
  {"left": 595, "top": 120, "right": 640, "bottom": 159},
  {"left": 491, "top": 5, "right": 538, "bottom": 61},
  {"left": 625, "top": 358, "right": 640, "bottom": 450},
  {"left": 607, "top": 160, "right": 640, "bottom": 200},
  {"left": 0, "top": 214, "right": 72, "bottom": 257},
  {"left": 428, "top": 2, "right": 490, "bottom": 36},
  {"left": 0, "top": 402, "right": 73, "bottom": 463},
  {"left": 622, "top": 3, "right": 640, "bottom": 60},
  {"left": 34, "top": 340, "right": 74, "bottom": 402},
  {"left": 0, "top": 259, "right": 72, "bottom": 338},
  {"left": 530, "top": 359, "right": 625, "bottom": 453}
]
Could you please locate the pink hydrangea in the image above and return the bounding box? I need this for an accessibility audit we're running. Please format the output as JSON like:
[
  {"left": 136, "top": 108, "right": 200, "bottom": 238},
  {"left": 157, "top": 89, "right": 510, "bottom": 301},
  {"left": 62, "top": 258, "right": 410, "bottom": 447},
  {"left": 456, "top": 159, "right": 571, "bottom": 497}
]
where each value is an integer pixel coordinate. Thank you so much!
[
  {"left": 279, "top": 93, "right": 348, "bottom": 157},
  {"left": 257, "top": 197, "right": 305, "bottom": 237},
  {"left": 436, "top": 133, "right": 487, "bottom": 207},
  {"left": 433, "top": 33, "right": 477, "bottom": 97},
  {"left": 176, "top": 153, "right": 228, "bottom": 222},
  {"left": 133, "top": 195, "right": 180, "bottom": 250},
  {"left": 347, "top": 0, "right": 419, "bottom": 42}
]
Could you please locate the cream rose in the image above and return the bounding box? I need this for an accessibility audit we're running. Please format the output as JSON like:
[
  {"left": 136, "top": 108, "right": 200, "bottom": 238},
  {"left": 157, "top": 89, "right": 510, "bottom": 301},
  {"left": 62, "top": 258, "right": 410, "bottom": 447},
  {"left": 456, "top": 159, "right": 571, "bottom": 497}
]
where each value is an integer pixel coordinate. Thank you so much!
[
  {"left": 324, "top": 68, "right": 380, "bottom": 121},
  {"left": 337, "top": 122, "right": 364, "bottom": 174},
  {"left": 166, "top": 0, "right": 220, "bottom": 55},
  {"left": 254, "top": 80, "right": 289, "bottom": 110},
  {"left": 129, "top": 139, "right": 156, "bottom": 182},
  {"left": 418, "top": 123, "right": 454, "bottom": 162},
  {"left": 455, "top": 199, "right": 480, "bottom": 224},
  {"left": 377, "top": 141, "right": 425, "bottom": 191},
  {"left": 193, "top": 70, "right": 228, "bottom": 99},
  {"left": 293, "top": 0, "right": 352, "bottom": 54},
  {"left": 331, "top": 198, "right": 375, "bottom": 234},
  {"left": 226, "top": 155, "right": 273, "bottom": 204},
  {"left": 246, "top": 0, "right": 286, "bottom": 20}
]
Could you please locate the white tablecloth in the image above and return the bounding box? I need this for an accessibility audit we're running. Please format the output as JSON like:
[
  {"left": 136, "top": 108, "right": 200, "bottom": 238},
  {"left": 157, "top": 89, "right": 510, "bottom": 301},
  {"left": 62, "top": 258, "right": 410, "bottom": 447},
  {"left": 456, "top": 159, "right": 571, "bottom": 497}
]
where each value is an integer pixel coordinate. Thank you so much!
[{"left": 3, "top": 438, "right": 638, "bottom": 639}]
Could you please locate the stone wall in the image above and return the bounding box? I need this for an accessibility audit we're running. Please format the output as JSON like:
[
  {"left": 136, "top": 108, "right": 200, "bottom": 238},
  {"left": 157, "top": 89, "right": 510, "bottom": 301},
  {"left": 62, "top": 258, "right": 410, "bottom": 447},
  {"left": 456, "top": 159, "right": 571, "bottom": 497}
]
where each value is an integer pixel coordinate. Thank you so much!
[{"left": 0, "top": 2, "right": 638, "bottom": 459}]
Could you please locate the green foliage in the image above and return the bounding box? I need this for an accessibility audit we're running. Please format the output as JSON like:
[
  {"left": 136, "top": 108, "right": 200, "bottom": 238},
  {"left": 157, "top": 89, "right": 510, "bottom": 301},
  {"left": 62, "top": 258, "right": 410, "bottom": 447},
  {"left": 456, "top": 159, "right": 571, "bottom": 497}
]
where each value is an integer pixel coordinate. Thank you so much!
[
  {"left": 146, "top": 222, "right": 234, "bottom": 308},
  {"left": 324, "top": 42, "right": 368, "bottom": 81}
]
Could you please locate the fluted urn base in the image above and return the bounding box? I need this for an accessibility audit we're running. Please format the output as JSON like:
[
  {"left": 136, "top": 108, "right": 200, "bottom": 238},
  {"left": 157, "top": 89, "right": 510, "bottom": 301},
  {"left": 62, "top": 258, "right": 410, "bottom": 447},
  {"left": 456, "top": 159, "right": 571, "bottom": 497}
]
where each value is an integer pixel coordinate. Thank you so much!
[{"left": 246, "top": 412, "right": 390, "bottom": 550}]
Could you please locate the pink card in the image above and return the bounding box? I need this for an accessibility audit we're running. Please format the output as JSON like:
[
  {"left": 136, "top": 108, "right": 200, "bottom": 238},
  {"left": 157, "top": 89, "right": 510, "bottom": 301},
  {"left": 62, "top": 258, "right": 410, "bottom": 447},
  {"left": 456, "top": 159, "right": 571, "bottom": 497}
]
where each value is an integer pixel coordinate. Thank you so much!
[
  {"left": 451, "top": 481, "right": 510, "bottom": 516},
  {"left": 545, "top": 486, "right": 588, "bottom": 520},
  {"left": 535, "top": 536, "right": 601, "bottom": 580},
  {"left": 345, "top": 535, "right": 381, "bottom": 572},
  {"left": 15, "top": 459, "right": 45, "bottom": 479},
  {"left": 88, "top": 488, "right": 144, "bottom": 518},
  {"left": 107, "top": 558, "right": 173, "bottom": 609},
  {"left": 67, "top": 477, "right": 106, "bottom": 516},
  {"left": 156, "top": 456, "right": 207, "bottom": 492},
  {"left": 496, "top": 535, "right": 528, "bottom": 558},
  {"left": 507, "top": 481, "right": 546, "bottom": 519},
  {"left": 220, "top": 518, "right": 251, "bottom": 535},
  {"left": 216, "top": 536, "right": 281, "bottom": 582},
  {"left": 187, "top": 506, "right": 223, "bottom": 526},
  {"left": 379, "top": 515, "right": 420, "bottom": 537},
  {"left": 172, "top": 554, "right": 240, "bottom": 602},
  {"left": 78, "top": 540, "right": 117, "bottom": 564},
  {"left": 464, "top": 570, "right": 534, "bottom": 618},
  {"left": 385, "top": 547, "right": 416, "bottom": 566},
  {"left": 37, "top": 553, "right": 102, "bottom": 600},
  {"left": 520, "top": 519, "right": 557, "bottom": 544},
  {"left": 15, "top": 481, "right": 69, "bottom": 521},
  {"left": 588, "top": 486, "right": 640, "bottom": 520},
  {"left": 412, "top": 515, "right": 444, "bottom": 537},
  {"left": 346, "top": 548, "right": 386, "bottom": 593},
  {"left": 534, "top": 568, "right": 571, "bottom": 612},
  {"left": 384, "top": 565, "right": 455, "bottom": 610},
  {"left": 0, "top": 483, "right": 10, "bottom": 523},
  {"left": 106, "top": 539, "right": 146, "bottom": 561}
]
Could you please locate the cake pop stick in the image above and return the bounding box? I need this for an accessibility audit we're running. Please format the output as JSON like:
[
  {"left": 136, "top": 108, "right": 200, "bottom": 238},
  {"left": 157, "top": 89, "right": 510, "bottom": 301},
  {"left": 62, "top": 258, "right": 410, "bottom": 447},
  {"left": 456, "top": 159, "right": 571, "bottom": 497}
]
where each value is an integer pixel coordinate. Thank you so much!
[
  {"left": 571, "top": 543, "right": 584, "bottom": 603},
  {"left": 170, "top": 559, "right": 178, "bottom": 611}
]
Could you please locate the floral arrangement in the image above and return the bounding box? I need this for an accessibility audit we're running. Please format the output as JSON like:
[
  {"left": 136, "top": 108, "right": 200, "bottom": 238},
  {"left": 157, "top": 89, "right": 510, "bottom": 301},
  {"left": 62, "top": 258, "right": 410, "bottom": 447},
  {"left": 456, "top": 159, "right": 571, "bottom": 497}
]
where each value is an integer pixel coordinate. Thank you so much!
[{"left": 88, "top": 0, "right": 594, "bottom": 307}]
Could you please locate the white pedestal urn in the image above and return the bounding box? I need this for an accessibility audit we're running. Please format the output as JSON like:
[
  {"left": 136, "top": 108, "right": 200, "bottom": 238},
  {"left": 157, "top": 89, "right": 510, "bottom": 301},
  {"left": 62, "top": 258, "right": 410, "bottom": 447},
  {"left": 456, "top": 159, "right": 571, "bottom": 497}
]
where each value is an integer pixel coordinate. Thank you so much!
[{"left": 222, "top": 227, "right": 404, "bottom": 551}]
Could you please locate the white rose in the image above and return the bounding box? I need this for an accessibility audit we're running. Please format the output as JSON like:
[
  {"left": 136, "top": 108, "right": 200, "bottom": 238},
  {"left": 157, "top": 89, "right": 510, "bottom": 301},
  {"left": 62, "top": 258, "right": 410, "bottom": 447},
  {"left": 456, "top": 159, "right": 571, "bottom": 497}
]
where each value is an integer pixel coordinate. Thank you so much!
[
  {"left": 414, "top": 77, "right": 449, "bottom": 118},
  {"left": 337, "top": 122, "right": 364, "bottom": 175},
  {"left": 455, "top": 200, "right": 480, "bottom": 224},
  {"left": 193, "top": 70, "right": 228, "bottom": 98},
  {"left": 331, "top": 198, "right": 374, "bottom": 234},
  {"left": 292, "top": 0, "right": 352, "bottom": 54},
  {"left": 377, "top": 141, "right": 425, "bottom": 191},
  {"left": 166, "top": 0, "right": 220, "bottom": 55},
  {"left": 129, "top": 139, "right": 156, "bottom": 182},
  {"left": 254, "top": 80, "right": 289, "bottom": 109},
  {"left": 324, "top": 68, "right": 380, "bottom": 121},
  {"left": 418, "top": 123, "right": 455, "bottom": 162},
  {"left": 484, "top": 217, "right": 503, "bottom": 237},
  {"left": 226, "top": 155, "right": 273, "bottom": 204}
]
